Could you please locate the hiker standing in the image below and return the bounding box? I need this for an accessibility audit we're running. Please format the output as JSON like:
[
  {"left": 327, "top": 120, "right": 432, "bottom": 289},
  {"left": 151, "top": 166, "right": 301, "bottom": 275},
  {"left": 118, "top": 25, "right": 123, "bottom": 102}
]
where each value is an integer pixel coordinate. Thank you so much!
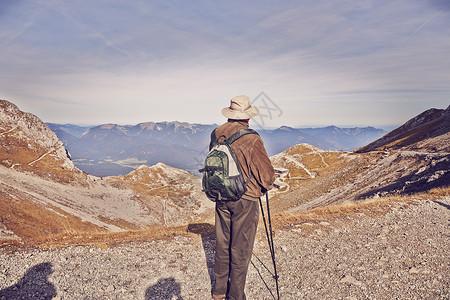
[{"left": 210, "top": 95, "right": 275, "bottom": 300}]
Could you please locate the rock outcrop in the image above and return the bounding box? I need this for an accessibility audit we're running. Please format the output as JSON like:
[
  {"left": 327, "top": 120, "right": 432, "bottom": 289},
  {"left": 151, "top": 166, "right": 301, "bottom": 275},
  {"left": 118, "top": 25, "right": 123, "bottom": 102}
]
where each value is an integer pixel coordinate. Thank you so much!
[{"left": 0, "top": 100, "right": 75, "bottom": 172}]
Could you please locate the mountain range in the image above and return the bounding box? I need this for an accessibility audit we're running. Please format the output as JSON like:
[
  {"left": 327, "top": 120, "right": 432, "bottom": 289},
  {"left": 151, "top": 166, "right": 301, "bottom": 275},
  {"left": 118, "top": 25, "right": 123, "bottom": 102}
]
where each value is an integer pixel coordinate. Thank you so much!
[
  {"left": 47, "top": 122, "right": 386, "bottom": 176},
  {"left": 0, "top": 99, "right": 448, "bottom": 245}
]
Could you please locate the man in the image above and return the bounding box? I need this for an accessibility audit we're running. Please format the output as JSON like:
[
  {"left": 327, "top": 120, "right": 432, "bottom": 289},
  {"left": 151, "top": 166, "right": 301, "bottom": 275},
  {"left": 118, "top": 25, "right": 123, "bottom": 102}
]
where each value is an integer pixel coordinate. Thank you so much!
[{"left": 212, "top": 95, "right": 275, "bottom": 300}]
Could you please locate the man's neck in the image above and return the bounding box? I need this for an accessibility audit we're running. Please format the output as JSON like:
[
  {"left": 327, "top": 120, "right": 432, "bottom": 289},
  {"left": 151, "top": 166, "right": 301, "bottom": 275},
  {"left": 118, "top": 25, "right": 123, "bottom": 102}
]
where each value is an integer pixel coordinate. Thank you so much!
[{"left": 228, "top": 119, "right": 249, "bottom": 127}]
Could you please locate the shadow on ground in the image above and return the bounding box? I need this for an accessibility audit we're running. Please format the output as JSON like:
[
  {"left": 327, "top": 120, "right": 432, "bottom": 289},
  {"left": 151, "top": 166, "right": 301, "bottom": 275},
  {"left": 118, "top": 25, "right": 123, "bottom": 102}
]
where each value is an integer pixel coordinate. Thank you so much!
[
  {"left": 145, "top": 277, "right": 184, "bottom": 300},
  {"left": 0, "top": 262, "right": 56, "bottom": 300},
  {"left": 187, "top": 223, "right": 216, "bottom": 291},
  {"left": 433, "top": 200, "right": 450, "bottom": 210},
  {"left": 143, "top": 223, "right": 216, "bottom": 300}
]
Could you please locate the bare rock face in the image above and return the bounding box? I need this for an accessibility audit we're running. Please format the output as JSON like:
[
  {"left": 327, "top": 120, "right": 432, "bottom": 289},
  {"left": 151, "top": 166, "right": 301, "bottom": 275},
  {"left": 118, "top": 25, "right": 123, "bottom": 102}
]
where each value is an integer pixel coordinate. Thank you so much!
[
  {"left": 0, "top": 100, "right": 56, "bottom": 148},
  {"left": 0, "top": 100, "right": 75, "bottom": 171}
]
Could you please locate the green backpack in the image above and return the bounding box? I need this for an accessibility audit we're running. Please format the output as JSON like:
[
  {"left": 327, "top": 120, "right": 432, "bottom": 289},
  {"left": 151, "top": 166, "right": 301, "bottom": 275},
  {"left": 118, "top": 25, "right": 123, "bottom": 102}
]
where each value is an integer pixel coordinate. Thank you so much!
[{"left": 199, "top": 128, "right": 258, "bottom": 202}]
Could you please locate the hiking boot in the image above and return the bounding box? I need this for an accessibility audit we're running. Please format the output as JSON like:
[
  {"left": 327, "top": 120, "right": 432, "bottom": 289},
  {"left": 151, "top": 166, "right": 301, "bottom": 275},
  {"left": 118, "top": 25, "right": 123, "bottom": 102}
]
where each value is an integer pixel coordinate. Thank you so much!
[{"left": 212, "top": 293, "right": 226, "bottom": 300}]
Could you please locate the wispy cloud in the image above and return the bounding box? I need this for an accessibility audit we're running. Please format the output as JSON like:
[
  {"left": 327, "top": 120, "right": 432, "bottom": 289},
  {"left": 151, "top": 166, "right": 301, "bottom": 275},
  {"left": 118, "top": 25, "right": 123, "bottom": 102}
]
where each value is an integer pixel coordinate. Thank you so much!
[{"left": 1, "top": 0, "right": 449, "bottom": 127}]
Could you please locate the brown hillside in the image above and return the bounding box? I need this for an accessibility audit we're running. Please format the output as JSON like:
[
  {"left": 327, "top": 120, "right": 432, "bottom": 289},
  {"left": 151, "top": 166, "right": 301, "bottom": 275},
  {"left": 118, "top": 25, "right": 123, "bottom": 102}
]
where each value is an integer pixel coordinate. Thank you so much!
[
  {"left": 0, "top": 100, "right": 214, "bottom": 244},
  {"left": 270, "top": 144, "right": 386, "bottom": 212},
  {"left": 269, "top": 105, "right": 449, "bottom": 212},
  {"left": 271, "top": 146, "right": 448, "bottom": 212},
  {"left": 356, "top": 105, "right": 450, "bottom": 153}
]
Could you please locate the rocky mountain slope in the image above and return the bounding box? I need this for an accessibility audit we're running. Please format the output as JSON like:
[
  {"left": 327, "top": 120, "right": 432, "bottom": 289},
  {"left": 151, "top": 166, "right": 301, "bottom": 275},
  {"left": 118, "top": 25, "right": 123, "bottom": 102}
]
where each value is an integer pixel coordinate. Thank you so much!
[
  {"left": 269, "top": 106, "right": 449, "bottom": 212},
  {"left": 0, "top": 100, "right": 213, "bottom": 242},
  {"left": 108, "top": 163, "right": 213, "bottom": 227},
  {"left": 270, "top": 146, "right": 449, "bottom": 212},
  {"left": 0, "top": 100, "right": 75, "bottom": 180}
]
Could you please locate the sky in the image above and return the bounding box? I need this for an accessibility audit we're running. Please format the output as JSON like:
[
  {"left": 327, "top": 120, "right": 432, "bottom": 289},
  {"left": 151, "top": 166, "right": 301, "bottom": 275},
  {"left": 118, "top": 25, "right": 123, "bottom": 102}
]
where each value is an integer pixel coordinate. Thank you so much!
[{"left": 1, "top": 0, "right": 449, "bottom": 129}]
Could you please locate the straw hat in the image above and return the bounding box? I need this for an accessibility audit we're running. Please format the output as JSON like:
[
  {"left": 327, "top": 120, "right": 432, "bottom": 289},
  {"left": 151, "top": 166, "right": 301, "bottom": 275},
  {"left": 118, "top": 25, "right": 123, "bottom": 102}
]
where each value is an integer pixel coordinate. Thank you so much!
[{"left": 221, "top": 95, "right": 259, "bottom": 120}]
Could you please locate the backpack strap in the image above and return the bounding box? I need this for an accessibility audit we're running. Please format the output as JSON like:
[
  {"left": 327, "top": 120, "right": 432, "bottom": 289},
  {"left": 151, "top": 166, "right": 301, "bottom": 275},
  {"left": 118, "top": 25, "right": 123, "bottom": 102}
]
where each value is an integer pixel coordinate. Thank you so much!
[
  {"left": 226, "top": 128, "right": 257, "bottom": 188},
  {"left": 210, "top": 128, "right": 258, "bottom": 148},
  {"left": 210, "top": 128, "right": 228, "bottom": 148},
  {"left": 210, "top": 129, "right": 218, "bottom": 147},
  {"left": 199, "top": 165, "right": 223, "bottom": 173},
  {"left": 226, "top": 128, "right": 259, "bottom": 144}
]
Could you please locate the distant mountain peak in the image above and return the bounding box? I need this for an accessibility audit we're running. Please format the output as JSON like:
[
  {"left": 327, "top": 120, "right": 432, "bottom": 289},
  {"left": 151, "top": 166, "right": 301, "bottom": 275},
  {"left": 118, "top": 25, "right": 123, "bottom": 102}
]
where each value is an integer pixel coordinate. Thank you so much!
[
  {"left": 278, "top": 126, "right": 294, "bottom": 131},
  {"left": 99, "top": 123, "right": 119, "bottom": 129},
  {"left": 137, "top": 122, "right": 157, "bottom": 130}
]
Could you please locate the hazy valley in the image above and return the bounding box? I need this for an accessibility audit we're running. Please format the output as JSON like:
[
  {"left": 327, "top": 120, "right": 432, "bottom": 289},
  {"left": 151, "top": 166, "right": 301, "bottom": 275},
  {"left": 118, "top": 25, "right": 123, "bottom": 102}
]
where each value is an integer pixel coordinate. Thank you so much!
[{"left": 47, "top": 121, "right": 386, "bottom": 177}]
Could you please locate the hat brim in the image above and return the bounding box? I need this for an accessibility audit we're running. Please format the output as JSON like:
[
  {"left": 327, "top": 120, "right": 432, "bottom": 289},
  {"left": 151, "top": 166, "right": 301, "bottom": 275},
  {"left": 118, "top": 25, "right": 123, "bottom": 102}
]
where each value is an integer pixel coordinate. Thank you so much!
[{"left": 221, "top": 106, "right": 259, "bottom": 120}]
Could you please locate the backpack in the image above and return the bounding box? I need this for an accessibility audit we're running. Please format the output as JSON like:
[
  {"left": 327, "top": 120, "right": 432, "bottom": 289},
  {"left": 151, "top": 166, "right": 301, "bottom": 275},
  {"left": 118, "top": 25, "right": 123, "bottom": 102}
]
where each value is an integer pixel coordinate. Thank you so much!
[{"left": 199, "top": 128, "right": 258, "bottom": 202}]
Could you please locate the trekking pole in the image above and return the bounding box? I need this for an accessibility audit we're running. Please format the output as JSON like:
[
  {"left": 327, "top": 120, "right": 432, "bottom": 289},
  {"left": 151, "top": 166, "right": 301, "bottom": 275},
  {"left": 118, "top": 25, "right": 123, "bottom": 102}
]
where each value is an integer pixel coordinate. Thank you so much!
[
  {"left": 259, "top": 193, "right": 280, "bottom": 300},
  {"left": 265, "top": 192, "right": 280, "bottom": 300}
]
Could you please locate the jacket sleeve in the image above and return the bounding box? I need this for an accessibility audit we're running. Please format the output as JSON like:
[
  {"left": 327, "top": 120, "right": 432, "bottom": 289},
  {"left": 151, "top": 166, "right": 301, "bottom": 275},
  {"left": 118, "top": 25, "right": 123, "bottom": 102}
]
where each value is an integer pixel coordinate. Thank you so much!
[{"left": 250, "top": 137, "right": 275, "bottom": 191}]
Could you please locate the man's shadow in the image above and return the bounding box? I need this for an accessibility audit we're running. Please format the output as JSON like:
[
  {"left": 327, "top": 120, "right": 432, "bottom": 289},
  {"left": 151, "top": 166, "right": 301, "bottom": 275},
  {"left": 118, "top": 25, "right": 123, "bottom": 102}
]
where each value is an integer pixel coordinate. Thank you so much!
[
  {"left": 187, "top": 223, "right": 216, "bottom": 290},
  {"left": 145, "top": 277, "right": 184, "bottom": 300},
  {"left": 0, "top": 262, "right": 57, "bottom": 300}
]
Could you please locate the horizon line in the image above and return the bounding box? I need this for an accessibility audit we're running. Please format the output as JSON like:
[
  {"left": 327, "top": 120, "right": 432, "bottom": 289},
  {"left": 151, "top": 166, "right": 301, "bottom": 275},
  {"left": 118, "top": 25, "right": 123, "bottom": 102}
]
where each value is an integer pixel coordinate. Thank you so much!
[{"left": 45, "top": 120, "right": 398, "bottom": 131}]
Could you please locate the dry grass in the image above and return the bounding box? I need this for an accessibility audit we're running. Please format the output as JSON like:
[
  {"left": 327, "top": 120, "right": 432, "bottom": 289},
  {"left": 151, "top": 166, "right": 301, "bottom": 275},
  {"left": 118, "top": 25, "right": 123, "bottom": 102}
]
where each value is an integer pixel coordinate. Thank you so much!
[
  {"left": 0, "top": 187, "right": 190, "bottom": 251},
  {"left": 0, "top": 225, "right": 190, "bottom": 252},
  {"left": 272, "top": 148, "right": 344, "bottom": 179},
  {"left": 96, "top": 216, "right": 143, "bottom": 231},
  {"left": 0, "top": 177, "right": 203, "bottom": 252},
  {"left": 111, "top": 166, "right": 193, "bottom": 200},
  {"left": 3, "top": 187, "right": 447, "bottom": 252},
  {"left": 1, "top": 136, "right": 211, "bottom": 251},
  {"left": 0, "top": 135, "right": 86, "bottom": 185},
  {"left": 270, "top": 186, "right": 449, "bottom": 230},
  {"left": 423, "top": 186, "right": 450, "bottom": 197},
  {"left": 0, "top": 193, "right": 106, "bottom": 242}
]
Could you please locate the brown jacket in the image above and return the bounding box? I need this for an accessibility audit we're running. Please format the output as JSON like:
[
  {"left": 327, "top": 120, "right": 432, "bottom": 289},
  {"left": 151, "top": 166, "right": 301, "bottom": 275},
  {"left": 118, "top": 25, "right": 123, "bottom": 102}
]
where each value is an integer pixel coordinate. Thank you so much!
[{"left": 211, "top": 120, "right": 275, "bottom": 201}]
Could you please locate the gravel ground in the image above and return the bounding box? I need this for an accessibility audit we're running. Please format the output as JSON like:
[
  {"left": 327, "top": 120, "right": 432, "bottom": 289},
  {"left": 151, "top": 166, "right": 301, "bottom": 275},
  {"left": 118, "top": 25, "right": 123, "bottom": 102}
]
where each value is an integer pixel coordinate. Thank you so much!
[{"left": 0, "top": 197, "right": 448, "bottom": 300}]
